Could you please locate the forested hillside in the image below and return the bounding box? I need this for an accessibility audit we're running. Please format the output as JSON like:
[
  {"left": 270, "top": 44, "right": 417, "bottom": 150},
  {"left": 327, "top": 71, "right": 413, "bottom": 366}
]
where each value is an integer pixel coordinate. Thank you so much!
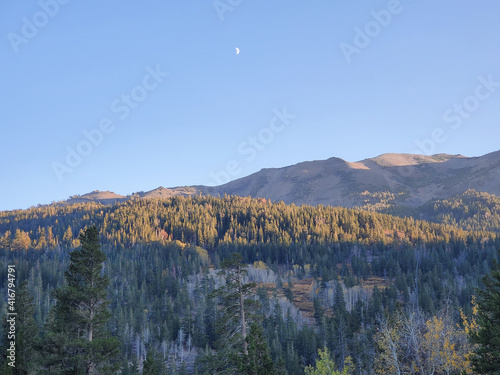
[
  {"left": 357, "top": 189, "right": 500, "bottom": 234},
  {"left": 418, "top": 190, "right": 500, "bottom": 233},
  {"left": 0, "top": 196, "right": 498, "bottom": 373}
]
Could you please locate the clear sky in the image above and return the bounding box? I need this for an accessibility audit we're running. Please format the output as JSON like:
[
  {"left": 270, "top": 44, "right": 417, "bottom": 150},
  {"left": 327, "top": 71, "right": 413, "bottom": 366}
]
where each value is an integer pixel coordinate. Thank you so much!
[{"left": 1, "top": 1, "right": 500, "bottom": 211}]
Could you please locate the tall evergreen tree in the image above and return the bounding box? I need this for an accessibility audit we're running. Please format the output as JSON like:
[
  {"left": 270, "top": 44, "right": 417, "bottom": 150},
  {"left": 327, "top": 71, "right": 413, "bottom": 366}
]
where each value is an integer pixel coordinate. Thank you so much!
[
  {"left": 213, "top": 253, "right": 258, "bottom": 355},
  {"left": 236, "top": 322, "right": 276, "bottom": 375},
  {"left": 41, "top": 226, "right": 120, "bottom": 374},
  {"left": 0, "top": 281, "right": 39, "bottom": 375},
  {"left": 332, "top": 282, "right": 349, "bottom": 369},
  {"left": 143, "top": 348, "right": 161, "bottom": 375},
  {"left": 471, "top": 250, "right": 500, "bottom": 373},
  {"left": 197, "top": 253, "right": 259, "bottom": 374}
]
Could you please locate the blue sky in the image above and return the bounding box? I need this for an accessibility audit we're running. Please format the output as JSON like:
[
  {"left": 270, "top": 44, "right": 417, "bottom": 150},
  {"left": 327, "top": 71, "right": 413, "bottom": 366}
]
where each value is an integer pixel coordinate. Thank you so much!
[{"left": 1, "top": 1, "right": 500, "bottom": 211}]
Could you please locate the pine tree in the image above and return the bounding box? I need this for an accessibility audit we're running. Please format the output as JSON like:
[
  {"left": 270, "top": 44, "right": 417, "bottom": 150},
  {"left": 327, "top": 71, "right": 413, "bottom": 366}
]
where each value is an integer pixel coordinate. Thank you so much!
[
  {"left": 213, "top": 253, "right": 258, "bottom": 355},
  {"left": 0, "top": 231, "right": 11, "bottom": 250},
  {"left": 178, "top": 362, "right": 189, "bottom": 375},
  {"left": 63, "top": 225, "right": 74, "bottom": 248},
  {"left": 143, "top": 348, "right": 161, "bottom": 375},
  {"left": 333, "top": 282, "right": 349, "bottom": 368},
  {"left": 11, "top": 230, "right": 30, "bottom": 251},
  {"left": 197, "top": 253, "right": 259, "bottom": 374},
  {"left": 471, "top": 251, "right": 500, "bottom": 373},
  {"left": 0, "top": 281, "right": 39, "bottom": 374},
  {"left": 236, "top": 322, "right": 276, "bottom": 375},
  {"left": 42, "top": 226, "right": 120, "bottom": 374}
]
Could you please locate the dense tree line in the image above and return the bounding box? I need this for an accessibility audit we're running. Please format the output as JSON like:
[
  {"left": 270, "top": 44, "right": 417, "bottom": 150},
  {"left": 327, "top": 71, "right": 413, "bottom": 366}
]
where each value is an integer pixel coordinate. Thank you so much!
[
  {"left": 419, "top": 189, "right": 500, "bottom": 233},
  {"left": 0, "top": 196, "right": 499, "bottom": 373},
  {"left": 0, "top": 195, "right": 496, "bottom": 252},
  {"left": 362, "top": 189, "right": 500, "bottom": 234}
]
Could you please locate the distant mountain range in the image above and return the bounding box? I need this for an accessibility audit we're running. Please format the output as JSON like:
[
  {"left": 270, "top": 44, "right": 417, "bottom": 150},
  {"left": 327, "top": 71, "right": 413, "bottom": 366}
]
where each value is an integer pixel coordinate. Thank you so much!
[{"left": 66, "top": 150, "right": 500, "bottom": 210}]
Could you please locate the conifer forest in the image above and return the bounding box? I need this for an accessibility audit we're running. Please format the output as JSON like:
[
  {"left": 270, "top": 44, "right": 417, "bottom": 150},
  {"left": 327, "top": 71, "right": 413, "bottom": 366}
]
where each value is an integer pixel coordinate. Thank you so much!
[{"left": 1, "top": 194, "right": 499, "bottom": 374}]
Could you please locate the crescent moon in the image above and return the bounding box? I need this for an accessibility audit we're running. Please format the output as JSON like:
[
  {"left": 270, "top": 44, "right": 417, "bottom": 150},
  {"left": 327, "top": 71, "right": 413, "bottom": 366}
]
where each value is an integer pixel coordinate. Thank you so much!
[{"left": 235, "top": 47, "right": 240, "bottom": 55}]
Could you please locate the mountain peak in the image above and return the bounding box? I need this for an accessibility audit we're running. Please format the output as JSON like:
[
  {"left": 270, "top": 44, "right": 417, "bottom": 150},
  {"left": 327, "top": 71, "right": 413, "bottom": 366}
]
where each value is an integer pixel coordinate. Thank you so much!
[
  {"left": 67, "top": 190, "right": 126, "bottom": 205},
  {"left": 63, "top": 150, "right": 499, "bottom": 210},
  {"left": 365, "top": 153, "right": 465, "bottom": 167},
  {"left": 139, "top": 186, "right": 205, "bottom": 199}
]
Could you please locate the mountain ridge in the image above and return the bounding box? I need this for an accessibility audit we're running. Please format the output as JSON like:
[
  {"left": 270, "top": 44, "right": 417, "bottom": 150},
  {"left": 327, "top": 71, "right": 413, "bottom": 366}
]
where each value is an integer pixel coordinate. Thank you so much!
[{"left": 63, "top": 150, "right": 500, "bottom": 210}]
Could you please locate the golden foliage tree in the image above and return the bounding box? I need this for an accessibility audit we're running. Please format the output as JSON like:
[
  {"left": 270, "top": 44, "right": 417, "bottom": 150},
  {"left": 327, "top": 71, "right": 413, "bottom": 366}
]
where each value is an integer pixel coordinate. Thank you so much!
[
  {"left": 375, "top": 309, "right": 473, "bottom": 375},
  {"left": 305, "top": 348, "right": 353, "bottom": 375}
]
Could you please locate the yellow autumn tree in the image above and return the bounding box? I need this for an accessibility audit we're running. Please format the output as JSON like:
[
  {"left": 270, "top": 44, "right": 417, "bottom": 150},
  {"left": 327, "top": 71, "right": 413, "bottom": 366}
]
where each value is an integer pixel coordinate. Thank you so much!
[
  {"left": 12, "top": 229, "right": 31, "bottom": 250},
  {"left": 460, "top": 297, "right": 479, "bottom": 371},
  {"left": 375, "top": 309, "right": 474, "bottom": 375},
  {"left": 422, "top": 315, "right": 473, "bottom": 374},
  {"left": 305, "top": 348, "right": 354, "bottom": 375},
  {"left": 460, "top": 296, "right": 479, "bottom": 336}
]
